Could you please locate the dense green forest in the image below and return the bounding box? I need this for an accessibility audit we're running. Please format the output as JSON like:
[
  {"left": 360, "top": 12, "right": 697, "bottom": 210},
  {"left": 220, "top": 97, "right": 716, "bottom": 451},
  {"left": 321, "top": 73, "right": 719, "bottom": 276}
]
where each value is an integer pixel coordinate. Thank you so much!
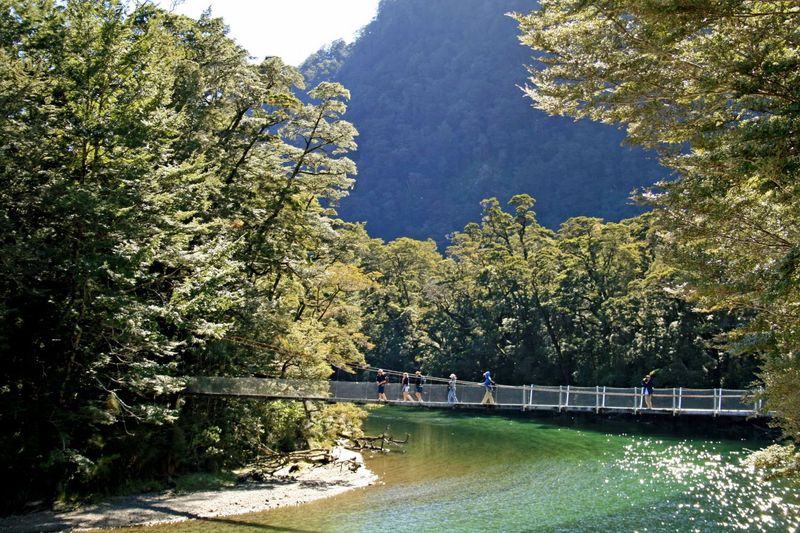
[
  {"left": 0, "top": 1, "right": 370, "bottom": 512},
  {"left": 359, "top": 199, "right": 756, "bottom": 388},
  {"left": 0, "top": 0, "right": 797, "bottom": 515},
  {"left": 301, "top": 0, "right": 666, "bottom": 242}
]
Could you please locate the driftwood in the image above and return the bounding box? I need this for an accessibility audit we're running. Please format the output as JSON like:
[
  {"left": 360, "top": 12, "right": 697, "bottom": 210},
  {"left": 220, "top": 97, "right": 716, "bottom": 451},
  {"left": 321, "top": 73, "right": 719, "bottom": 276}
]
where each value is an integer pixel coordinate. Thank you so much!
[
  {"left": 338, "top": 431, "right": 410, "bottom": 451},
  {"left": 239, "top": 448, "right": 336, "bottom": 482},
  {"left": 238, "top": 429, "right": 410, "bottom": 483}
]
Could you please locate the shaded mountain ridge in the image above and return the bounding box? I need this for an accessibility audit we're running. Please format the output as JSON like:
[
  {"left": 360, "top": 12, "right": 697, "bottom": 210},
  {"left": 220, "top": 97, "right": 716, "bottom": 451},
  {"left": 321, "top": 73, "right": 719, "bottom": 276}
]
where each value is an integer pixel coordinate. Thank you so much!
[{"left": 302, "top": 0, "right": 665, "bottom": 242}]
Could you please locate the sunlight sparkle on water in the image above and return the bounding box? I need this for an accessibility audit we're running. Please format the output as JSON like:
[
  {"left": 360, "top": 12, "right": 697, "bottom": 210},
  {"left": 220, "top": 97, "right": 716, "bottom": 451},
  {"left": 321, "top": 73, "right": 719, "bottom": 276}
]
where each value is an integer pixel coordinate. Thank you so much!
[{"left": 614, "top": 438, "right": 800, "bottom": 532}]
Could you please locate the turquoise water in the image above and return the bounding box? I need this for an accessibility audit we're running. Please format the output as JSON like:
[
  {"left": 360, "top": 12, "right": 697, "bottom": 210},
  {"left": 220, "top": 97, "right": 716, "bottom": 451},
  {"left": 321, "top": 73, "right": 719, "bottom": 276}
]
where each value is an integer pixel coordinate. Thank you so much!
[{"left": 137, "top": 408, "right": 799, "bottom": 532}]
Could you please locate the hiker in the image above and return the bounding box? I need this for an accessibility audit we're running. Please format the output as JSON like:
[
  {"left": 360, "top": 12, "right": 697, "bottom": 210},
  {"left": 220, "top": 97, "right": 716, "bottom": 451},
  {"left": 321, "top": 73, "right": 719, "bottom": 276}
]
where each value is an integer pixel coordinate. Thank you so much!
[
  {"left": 376, "top": 369, "right": 389, "bottom": 402},
  {"left": 641, "top": 374, "right": 654, "bottom": 409},
  {"left": 447, "top": 373, "right": 458, "bottom": 403},
  {"left": 401, "top": 372, "right": 413, "bottom": 401},
  {"left": 481, "top": 371, "right": 496, "bottom": 405},
  {"left": 413, "top": 370, "right": 425, "bottom": 402}
]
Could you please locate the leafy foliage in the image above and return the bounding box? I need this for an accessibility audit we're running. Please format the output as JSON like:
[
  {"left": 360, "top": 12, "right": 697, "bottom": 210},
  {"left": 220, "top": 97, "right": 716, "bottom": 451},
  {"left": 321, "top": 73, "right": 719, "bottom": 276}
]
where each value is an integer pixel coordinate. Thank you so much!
[
  {"left": 512, "top": 1, "right": 800, "bottom": 442},
  {"left": 744, "top": 444, "right": 800, "bottom": 482},
  {"left": 0, "top": 0, "right": 370, "bottom": 511},
  {"left": 362, "top": 198, "right": 750, "bottom": 389}
]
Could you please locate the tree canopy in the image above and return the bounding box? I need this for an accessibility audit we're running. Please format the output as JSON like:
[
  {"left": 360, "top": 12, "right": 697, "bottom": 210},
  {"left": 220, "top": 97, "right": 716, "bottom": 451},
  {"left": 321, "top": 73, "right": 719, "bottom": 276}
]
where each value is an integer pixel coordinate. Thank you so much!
[
  {"left": 361, "top": 197, "right": 752, "bottom": 392},
  {"left": 0, "top": 0, "right": 370, "bottom": 510},
  {"left": 512, "top": 0, "right": 800, "bottom": 442}
]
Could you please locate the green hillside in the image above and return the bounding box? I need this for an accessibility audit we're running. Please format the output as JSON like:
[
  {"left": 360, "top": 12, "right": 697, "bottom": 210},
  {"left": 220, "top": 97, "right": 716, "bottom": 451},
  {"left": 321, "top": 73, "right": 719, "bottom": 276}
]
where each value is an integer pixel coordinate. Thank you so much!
[{"left": 302, "top": 0, "right": 666, "bottom": 241}]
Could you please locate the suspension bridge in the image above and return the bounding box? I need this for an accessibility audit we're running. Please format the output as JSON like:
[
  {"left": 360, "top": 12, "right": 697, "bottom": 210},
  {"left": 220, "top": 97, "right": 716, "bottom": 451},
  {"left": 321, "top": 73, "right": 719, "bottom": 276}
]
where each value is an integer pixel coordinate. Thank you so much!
[{"left": 184, "top": 368, "right": 766, "bottom": 418}]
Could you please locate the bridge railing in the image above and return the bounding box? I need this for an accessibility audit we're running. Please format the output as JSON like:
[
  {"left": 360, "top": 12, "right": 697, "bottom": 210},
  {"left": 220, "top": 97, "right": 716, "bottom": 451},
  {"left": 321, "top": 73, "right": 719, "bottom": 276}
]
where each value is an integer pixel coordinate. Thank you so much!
[
  {"left": 334, "top": 382, "right": 760, "bottom": 415},
  {"left": 185, "top": 377, "right": 762, "bottom": 416},
  {"left": 525, "top": 384, "right": 760, "bottom": 415},
  {"left": 186, "top": 376, "right": 330, "bottom": 399}
]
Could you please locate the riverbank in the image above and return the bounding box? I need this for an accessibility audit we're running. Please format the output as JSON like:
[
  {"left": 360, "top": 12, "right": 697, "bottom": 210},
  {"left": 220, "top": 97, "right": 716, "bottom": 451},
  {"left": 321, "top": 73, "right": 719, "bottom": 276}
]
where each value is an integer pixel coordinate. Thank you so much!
[
  {"left": 221, "top": 407, "right": 798, "bottom": 532},
  {"left": 0, "top": 447, "right": 377, "bottom": 532}
]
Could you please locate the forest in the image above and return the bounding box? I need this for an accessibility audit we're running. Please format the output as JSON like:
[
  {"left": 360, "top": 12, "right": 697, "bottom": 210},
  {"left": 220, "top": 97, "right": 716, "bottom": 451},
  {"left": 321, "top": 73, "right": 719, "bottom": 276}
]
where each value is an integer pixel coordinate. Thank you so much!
[
  {"left": 359, "top": 201, "right": 755, "bottom": 390},
  {"left": 0, "top": 0, "right": 798, "bottom": 514}
]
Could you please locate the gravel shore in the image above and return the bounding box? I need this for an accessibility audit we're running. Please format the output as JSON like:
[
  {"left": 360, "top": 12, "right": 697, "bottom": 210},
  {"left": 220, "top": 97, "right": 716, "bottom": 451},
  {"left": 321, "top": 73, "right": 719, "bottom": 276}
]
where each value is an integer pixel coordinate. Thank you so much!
[{"left": 0, "top": 447, "right": 377, "bottom": 532}]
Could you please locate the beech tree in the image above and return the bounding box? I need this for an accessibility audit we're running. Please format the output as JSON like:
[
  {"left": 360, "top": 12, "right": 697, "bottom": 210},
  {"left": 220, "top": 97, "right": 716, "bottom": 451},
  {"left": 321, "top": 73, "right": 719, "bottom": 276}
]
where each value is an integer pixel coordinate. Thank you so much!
[
  {"left": 0, "top": 0, "right": 367, "bottom": 509},
  {"left": 360, "top": 195, "right": 739, "bottom": 389},
  {"left": 512, "top": 1, "right": 800, "bottom": 445}
]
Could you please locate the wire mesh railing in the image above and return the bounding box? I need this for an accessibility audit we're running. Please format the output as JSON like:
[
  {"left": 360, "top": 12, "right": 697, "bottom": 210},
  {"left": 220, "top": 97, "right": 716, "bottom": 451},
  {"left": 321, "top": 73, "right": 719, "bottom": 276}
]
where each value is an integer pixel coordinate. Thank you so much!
[
  {"left": 185, "top": 377, "right": 763, "bottom": 416},
  {"left": 524, "top": 384, "right": 761, "bottom": 415},
  {"left": 187, "top": 376, "right": 330, "bottom": 399}
]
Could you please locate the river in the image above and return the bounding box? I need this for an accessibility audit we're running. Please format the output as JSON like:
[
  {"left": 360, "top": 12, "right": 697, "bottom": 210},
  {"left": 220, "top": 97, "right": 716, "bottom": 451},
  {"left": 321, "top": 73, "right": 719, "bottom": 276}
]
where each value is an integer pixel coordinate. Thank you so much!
[{"left": 137, "top": 407, "right": 798, "bottom": 532}]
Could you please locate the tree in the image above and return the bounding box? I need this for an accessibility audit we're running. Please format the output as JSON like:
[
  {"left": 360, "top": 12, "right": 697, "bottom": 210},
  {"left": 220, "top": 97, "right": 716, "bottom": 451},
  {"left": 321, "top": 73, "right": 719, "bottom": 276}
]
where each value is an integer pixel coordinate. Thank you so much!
[
  {"left": 363, "top": 194, "right": 749, "bottom": 390},
  {"left": 0, "top": 0, "right": 367, "bottom": 509},
  {"left": 513, "top": 1, "right": 800, "bottom": 444},
  {"left": 361, "top": 237, "right": 444, "bottom": 372}
]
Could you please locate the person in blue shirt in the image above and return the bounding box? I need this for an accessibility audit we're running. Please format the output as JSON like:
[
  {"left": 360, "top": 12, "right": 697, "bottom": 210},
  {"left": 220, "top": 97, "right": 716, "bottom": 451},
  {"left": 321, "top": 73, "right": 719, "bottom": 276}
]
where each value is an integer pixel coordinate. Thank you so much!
[
  {"left": 480, "top": 371, "right": 496, "bottom": 405},
  {"left": 447, "top": 373, "right": 458, "bottom": 404}
]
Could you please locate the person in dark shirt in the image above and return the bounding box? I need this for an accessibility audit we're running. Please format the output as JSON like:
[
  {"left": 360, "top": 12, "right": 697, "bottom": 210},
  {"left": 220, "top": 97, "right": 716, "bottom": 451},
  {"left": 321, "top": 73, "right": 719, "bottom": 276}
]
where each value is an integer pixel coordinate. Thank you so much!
[
  {"left": 376, "top": 369, "right": 388, "bottom": 402},
  {"left": 401, "top": 372, "right": 413, "bottom": 401},
  {"left": 641, "top": 374, "right": 654, "bottom": 409},
  {"left": 413, "top": 370, "right": 425, "bottom": 402}
]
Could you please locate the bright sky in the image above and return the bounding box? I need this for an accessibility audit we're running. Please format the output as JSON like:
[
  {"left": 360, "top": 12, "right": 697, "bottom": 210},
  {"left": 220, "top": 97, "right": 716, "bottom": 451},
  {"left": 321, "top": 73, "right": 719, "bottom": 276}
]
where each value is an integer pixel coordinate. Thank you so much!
[{"left": 157, "top": 0, "right": 381, "bottom": 65}]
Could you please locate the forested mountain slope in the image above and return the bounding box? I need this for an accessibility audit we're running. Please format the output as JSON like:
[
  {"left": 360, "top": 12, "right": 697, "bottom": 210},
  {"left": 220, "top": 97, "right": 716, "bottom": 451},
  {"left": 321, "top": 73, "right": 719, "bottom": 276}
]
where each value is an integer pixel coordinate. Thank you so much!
[{"left": 302, "top": 0, "right": 666, "bottom": 241}]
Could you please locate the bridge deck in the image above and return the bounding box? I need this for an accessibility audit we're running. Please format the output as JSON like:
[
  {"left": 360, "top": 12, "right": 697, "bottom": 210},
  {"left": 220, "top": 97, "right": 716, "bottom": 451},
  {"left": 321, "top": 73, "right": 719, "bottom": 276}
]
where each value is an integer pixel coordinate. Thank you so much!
[{"left": 184, "top": 377, "right": 765, "bottom": 418}]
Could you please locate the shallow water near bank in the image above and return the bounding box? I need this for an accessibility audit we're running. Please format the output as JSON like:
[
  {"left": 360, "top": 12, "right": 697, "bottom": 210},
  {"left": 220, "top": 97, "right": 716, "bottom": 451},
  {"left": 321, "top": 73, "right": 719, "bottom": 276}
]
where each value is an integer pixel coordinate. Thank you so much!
[{"left": 135, "top": 407, "right": 798, "bottom": 532}]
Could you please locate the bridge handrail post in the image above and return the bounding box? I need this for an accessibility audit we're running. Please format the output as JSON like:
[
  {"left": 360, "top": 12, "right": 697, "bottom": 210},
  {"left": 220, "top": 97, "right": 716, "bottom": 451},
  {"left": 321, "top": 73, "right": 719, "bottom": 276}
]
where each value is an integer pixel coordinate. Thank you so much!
[
  {"left": 714, "top": 388, "right": 719, "bottom": 415},
  {"left": 754, "top": 388, "right": 761, "bottom": 414},
  {"left": 635, "top": 386, "right": 641, "bottom": 411},
  {"left": 595, "top": 385, "right": 600, "bottom": 413},
  {"left": 565, "top": 385, "right": 570, "bottom": 409},
  {"left": 678, "top": 387, "right": 683, "bottom": 412},
  {"left": 558, "top": 385, "right": 563, "bottom": 410},
  {"left": 529, "top": 384, "right": 534, "bottom": 407},
  {"left": 672, "top": 387, "right": 676, "bottom": 414},
  {"left": 602, "top": 386, "right": 606, "bottom": 409}
]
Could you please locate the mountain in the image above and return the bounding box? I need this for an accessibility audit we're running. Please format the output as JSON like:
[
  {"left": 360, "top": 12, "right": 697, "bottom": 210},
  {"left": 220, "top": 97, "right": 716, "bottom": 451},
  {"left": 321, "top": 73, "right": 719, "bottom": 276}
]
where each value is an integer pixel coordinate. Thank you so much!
[{"left": 302, "top": 0, "right": 666, "bottom": 242}]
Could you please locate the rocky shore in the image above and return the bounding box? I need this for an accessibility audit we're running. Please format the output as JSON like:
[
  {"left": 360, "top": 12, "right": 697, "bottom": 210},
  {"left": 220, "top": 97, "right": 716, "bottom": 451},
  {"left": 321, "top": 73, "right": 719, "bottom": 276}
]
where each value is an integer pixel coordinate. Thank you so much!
[{"left": 0, "top": 447, "right": 376, "bottom": 532}]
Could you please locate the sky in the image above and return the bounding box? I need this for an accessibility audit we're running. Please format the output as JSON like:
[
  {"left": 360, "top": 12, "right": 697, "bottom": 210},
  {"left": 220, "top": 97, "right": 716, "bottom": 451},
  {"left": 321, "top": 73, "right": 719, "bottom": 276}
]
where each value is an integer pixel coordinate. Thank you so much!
[{"left": 157, "top": 0, "right": 381, "bottom": 65}]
